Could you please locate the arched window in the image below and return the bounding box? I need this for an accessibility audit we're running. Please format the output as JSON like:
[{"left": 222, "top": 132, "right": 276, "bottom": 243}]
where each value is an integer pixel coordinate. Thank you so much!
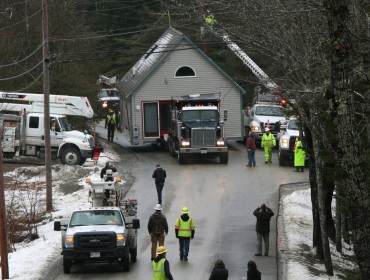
[{"left": 175, "top": 66, "right": 196, "bottom": 77}]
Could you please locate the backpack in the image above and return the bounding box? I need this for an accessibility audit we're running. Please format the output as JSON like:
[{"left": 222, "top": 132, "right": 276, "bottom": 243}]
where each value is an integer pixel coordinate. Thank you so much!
[{"left": 156, "top": 169, "right": 165, "bottom": 182}]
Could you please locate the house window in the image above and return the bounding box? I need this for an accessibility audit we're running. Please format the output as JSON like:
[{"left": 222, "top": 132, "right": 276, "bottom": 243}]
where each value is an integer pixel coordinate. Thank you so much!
[{"left": 175, "top": 66, "right": 196, "bottom": 77}]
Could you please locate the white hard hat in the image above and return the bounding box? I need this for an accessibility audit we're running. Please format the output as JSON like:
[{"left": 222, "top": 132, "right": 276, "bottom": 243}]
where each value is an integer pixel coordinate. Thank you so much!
[
  {"left": 154, "top": 204, "right": 162, "bottom": 211},
  {"left": 265, "top": 127, "right": 270, "bottom": 132}
]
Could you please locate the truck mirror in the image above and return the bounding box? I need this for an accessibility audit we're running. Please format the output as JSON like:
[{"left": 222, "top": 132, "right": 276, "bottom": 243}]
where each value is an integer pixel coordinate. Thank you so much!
[
  {"left": 132, "top": 219, "right": 140, "bottom": 229},
  {"left": 54, "top": 221, "right": 61, "bottom": 231},
  {"left": 223, "top": 110, "right": 228, "bottom": 121}
]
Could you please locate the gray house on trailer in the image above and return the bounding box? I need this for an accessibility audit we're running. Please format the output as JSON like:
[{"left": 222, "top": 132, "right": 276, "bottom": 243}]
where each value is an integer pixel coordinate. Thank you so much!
[{"left": 116, "top": 27, "right": 246, "bottom": 146}]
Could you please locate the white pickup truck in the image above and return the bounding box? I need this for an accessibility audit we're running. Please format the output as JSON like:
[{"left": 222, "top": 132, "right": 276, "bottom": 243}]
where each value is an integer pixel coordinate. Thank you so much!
[
  {"left": 245, "top": 103, "right": 286, "bottom": 146},
  {"left": 54, "top": 204, "right": 140, "bottom": 274},
  {"left": 278, "top": 118, "right": 300, "bottom": 166}
]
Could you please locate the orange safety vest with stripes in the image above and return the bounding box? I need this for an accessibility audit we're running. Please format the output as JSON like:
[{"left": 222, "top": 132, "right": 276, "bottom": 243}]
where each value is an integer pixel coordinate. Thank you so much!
[{"left": 175, "top": 217, "right": 195, "bottom": 238}]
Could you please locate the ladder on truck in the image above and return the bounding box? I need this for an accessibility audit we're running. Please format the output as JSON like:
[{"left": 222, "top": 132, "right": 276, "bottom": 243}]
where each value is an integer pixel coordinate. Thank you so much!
[
  {"left": 0, "top": 91, "right": 94, "bottom": 118},
  {"left": 204, "top": 14, "right": 284, "bottom": 103}
]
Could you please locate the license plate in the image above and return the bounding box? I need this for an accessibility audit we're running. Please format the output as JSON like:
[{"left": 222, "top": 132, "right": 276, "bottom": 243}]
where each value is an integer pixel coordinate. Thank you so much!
[
  {"left": 200, "top": 149, "right": 207, "bottom": 154},
  {"left": 90, "top": 252, "right": 100, "bottom": 258}
]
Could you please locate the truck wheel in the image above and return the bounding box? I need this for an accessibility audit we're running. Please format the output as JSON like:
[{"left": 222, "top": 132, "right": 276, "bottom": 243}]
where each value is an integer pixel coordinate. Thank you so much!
[
  {"left": 178, "top": 153, "right": 186, "bottom": 164},
  {"left": 169, "top": 138, "right": 176, "bottom": 158},
  {"left": 121, "top": 256, "right": 130, "bottom": 272},
  {"left": 279, "top": 153, "right": 285, "bottom": 166},
  {"left": 60, "top": 147, "right": 82, "bottom": 165},
  {"left": 219, "top": 153, "right": 229, "bottom": 164},
  {"left": 79, "top": 157, "right": 87, "bottom": 165},
  {"left": 63, "top": 257, "right": 72, "bottom": 274},
  {"left": 130, "top": 247, "right": 137, "bottom": 263}
]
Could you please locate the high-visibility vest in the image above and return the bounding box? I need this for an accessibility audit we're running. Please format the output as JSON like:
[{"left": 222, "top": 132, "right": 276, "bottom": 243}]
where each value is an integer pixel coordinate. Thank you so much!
[
  {"left": 205, "top": 15, "right": 215, "bottom": 26},
  {"left": 261, "top": 133, "right": 276, "bottom": 148},
  {"left": 106, "top": 114, "right": 116, "bottom": 125},
  {"left": 152, "top": 258, "right": 166, "bottom": 280},
  {"left": 175, "top": 217, "right": 195, "bottom": 238}
]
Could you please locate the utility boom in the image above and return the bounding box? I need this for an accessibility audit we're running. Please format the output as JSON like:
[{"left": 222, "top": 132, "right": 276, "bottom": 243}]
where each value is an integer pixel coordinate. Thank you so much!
[{"left": 0, "top": 91, "right": 94, "bottom": 118}]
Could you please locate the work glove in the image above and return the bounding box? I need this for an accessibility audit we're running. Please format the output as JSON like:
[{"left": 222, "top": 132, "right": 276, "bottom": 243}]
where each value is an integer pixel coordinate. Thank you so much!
[
  {"left": 176, "top": 234, "right": 179, "bottom": 239},
  {"left": 191, "top": 234, "right": 194, "bottom": 240}
]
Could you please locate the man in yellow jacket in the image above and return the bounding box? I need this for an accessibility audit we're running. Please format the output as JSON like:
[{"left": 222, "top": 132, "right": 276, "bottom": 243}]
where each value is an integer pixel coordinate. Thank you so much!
[
  {"left": 175, "top": 207, "right": 195, "bottom": 262},
  {"left": 294, "top": 140, "right": 306, "bottom": 172},
  {"left": 261, "top": 127, "right": 276, "bottom": 164},
  {"left": 152, "top": 246, "right": 174, "bottom": 280}
]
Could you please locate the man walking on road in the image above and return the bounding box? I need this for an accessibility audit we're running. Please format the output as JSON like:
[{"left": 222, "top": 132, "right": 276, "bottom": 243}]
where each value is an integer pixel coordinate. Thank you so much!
[
  {"left": 261, "top": 127, "right": 276, "bottom": 164},
  {"left": 105, "top": 108, "right": 118, "bottom": 142},
  {"left": 152, "top": 164, "right": 167, "bottom": 205},
  {"left": 148, "top": 204, "right": 169, "bottom": 261},
  {"left": 175, "top": 207, "right": 195, "bottom": 261},
  {"left": 152, "top": 246, "right": 174, "bottom": 280},
  {"left": 253, "top": 203, "right": 274, "bottom": 256}
]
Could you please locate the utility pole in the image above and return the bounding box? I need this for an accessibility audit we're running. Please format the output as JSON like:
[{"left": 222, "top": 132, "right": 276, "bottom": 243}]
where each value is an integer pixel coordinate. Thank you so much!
[
  {"left": 200, "top": 0, "right": 208, "bottom": 54},
  {"left": 0, "top": 128, "right": 9, "bottom": 279},
  {"left": 42, "top": 0, "right": 53, "bottom": 211}
]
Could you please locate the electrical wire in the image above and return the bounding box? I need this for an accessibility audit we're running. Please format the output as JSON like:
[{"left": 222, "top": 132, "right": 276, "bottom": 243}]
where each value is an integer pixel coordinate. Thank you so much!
[
  {"left": 0, "top": 60, "right": 43, "bottom": 81},
  {"left": 0, "top": 43, "right": 44, "bottom": 69},
  {"left": 0, "top": 8, "right": 42, "bottom": 32},
  {"left": 14, "top": 71, "right": 43, "bottom": 92}
]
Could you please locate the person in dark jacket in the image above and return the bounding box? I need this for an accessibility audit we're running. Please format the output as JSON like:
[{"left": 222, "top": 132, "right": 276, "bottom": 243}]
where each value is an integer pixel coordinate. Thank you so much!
[
  {"left": 152, "top": 164, "right": 167, "bottom": 205},
  {"left": 246, "top": 131, "right": 257, "bottom": 167},
  {"left": 247, "top": 260, "right": 262, "bottom": 280},
  {"left": 152, "top": 246, "right": 174, "bottom": 280},
  {"left": 253, "top": 203, "right": 274, "bottom": 256},
  {"left": 209, "top": 259, "right": 229, "bottom": 280},
  {"left": 148, "top": 204, "right": 169, "bottom": 261}
]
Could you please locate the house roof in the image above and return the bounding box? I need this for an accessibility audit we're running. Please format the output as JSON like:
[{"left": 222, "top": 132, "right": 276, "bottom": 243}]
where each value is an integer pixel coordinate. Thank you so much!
[{"left": 116, "top": 26, "right": 245, "bottom": 97}]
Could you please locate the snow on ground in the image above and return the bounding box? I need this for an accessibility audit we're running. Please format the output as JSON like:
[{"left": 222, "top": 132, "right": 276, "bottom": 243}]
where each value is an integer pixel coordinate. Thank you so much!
[
  {"left": 283, "top": 189, "right": 357, "bottom": 279},
  {"left": 1, "top": 148, "right": 121, "bottom": 280},
  {"left": 1, "top": 156, "right": 358, "bottom": 279}
]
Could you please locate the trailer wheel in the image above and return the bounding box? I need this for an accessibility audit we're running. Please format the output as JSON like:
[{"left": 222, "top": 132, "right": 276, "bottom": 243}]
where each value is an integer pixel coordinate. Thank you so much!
[
  {"left": 63, "top": 257, "right": 72, "bottom": 274},
  {"left": 130, "top": 247, "right": 137, "bottom": 263},
  {"left": 219, "top": 153, "right": 229, "bottom": 164},
  {"left": 60, "top": 147, "right": 82, "bottom": 165},
  {"left": 121, "top": 256, "right": 130, "bottom": 272}
]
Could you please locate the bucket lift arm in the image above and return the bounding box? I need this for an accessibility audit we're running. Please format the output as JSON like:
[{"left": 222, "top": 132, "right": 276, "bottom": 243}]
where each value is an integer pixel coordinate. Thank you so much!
[{"left": 0, "top": 91, "right": 94, "bottom": 118}]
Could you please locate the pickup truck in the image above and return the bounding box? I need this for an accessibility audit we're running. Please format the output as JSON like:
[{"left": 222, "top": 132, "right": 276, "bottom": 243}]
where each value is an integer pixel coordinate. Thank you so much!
[
  {"left": 54, "top": 205, "right": 140, "bottom": 274},
  {"left": 278, "top": 118, "right": 300, "bottom": 166}
]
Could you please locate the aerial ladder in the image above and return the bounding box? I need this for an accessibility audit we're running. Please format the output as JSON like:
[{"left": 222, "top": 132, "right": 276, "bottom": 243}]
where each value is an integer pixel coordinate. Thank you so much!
[
  {"left": 203, "top": 13, "right": 286, "bottom": 104},
  {"left": 0, "top": 91, "right": 94, "bottom": 118}
]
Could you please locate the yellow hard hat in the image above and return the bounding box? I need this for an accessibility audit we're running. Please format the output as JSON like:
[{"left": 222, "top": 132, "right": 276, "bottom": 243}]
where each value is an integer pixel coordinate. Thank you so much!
[
  {"left": 157, "top": 246, "right": 167, "bottom": 255},
  {"left": 181, "top": 207, "right": 189, "bottom": 214},
  {"left": 108, "top": 109, "right": 113, "bottom": 113}
]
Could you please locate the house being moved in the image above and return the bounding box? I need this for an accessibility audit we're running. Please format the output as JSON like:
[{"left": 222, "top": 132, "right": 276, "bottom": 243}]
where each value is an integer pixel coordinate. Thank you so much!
[{"left": 116, "top": 27, "right": 246, "bottom": 147}]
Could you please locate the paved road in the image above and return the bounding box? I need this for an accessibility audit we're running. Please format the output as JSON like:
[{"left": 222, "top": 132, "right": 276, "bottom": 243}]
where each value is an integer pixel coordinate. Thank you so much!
[{"left": 52, "top": 124, "right": 309, "bottom": 280}]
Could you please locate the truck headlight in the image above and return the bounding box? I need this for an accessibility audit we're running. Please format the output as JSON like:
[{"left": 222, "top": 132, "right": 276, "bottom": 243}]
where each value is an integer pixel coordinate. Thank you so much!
[
  {"left": 102, "top": 101, "right": 108, "bottom": 108},
  {"left": 65, "top": 236, "right": 74, "bottom": 248},
  {"left": 216, "top": 140, "right": 225, "bottom": 146},
  {"left": 117, "top": 234, "right": 126, "bottom": 246},
  {"left": 251, "top": 126, "right": 259, "bottom": 131},
  {"left": 181, "top": 141, "right": 190, "bottom": 147},
  {"left": 281, "top": 138, "right": 289, "bottom": 148}
]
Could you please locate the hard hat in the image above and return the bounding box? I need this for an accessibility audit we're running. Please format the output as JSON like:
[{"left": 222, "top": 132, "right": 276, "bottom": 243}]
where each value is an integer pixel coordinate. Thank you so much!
[
  {"left": 265, "top": 127, "right": 270, "bottom": 132},
  {"left": 108, "top": 109, "right": 113, "bottom": 113},
  {"left": 154, "top": 204, "right": 162, "bottom": 211},
  {"left": 181, "top": 207, "right": 189, "bottom": 214},
  {"left": 157, "top": 246, "right": 167, "bottom": 255}
]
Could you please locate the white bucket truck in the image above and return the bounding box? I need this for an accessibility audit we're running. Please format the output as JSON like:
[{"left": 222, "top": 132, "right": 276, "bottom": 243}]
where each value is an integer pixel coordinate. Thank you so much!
[{"left": 0, "top": 91, "right": 95, "bottom": 165}]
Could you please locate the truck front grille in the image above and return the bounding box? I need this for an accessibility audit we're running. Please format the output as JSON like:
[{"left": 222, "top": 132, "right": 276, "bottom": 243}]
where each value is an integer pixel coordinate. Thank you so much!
[
  {"left": 74, "top": 232, "right": 116, "bottom": 250},
  {"left": 191, "top": 128, "right": 216, "bottom": 147}
]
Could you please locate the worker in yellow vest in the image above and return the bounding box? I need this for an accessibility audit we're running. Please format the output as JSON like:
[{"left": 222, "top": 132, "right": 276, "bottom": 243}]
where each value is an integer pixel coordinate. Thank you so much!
[
  {"left": 175, "top": 207, "right": 195, "bottom": 261},
  {"left": 105, "top": 109, "right": 117, "bottom": 142},
  {"left": 261, "top": 127, "right": 276, "bottom": 164},
  {"left": 152, "top": 246, "right": 174, "bottom": 280}
]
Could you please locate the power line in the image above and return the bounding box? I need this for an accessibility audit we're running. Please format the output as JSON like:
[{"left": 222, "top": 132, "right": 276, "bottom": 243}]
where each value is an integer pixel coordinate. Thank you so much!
[
  {"left": 0, "top": 59, "right": 43, "bottom": 81},
  {"left": 0, "top": 43, "right": 43, "bottom": 69}
]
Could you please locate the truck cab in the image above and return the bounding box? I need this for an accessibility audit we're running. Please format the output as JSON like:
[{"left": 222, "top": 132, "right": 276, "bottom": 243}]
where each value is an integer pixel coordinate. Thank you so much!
[
  {"left": 278, "top": 118, "right": 301, "bottom": 166},
  {"left": 247, "top": 103, "right": 286, "bottom": 146},
  {"left": 54, "top": 206, "right": 140, "bottom": 274}
]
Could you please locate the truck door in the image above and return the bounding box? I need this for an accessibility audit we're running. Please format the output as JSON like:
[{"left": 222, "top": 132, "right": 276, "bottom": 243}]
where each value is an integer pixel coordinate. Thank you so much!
[
  {"left": 142, "top": 101, "right": 159, "bottom": 138},
  {"left": 50, "top": 116, "right": 63, "bottom": 147},
  {"left": 26, "top": 115, "right": 43, "bottom": 146}
]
